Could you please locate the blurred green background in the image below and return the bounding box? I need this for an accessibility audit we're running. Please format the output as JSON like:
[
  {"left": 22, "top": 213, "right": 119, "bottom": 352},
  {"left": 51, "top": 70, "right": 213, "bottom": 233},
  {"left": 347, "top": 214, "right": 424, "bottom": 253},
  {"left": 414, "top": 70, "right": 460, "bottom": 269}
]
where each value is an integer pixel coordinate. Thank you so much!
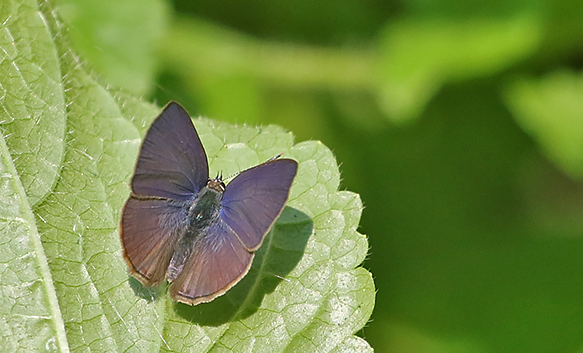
[{"left": 57, "top": 0, "right": 583, "bottom": 351}]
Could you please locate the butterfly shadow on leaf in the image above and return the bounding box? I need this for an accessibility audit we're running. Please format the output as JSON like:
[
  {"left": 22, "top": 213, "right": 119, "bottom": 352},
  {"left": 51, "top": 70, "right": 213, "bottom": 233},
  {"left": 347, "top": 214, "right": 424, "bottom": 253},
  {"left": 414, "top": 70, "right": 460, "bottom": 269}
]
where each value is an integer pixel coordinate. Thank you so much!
[
  {"left": 172, "top": 206, "right": 313, "bottom": 326},
  {"left": 129, "top": 276, "right": 167, "bottom": 302}
]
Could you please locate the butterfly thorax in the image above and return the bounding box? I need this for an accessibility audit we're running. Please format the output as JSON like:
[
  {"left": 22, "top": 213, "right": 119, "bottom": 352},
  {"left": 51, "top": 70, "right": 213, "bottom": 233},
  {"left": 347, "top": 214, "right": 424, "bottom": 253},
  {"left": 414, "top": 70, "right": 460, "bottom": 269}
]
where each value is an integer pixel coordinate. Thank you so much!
[{"left": 167, "top": 180, "right": 224, "bottom": 282}]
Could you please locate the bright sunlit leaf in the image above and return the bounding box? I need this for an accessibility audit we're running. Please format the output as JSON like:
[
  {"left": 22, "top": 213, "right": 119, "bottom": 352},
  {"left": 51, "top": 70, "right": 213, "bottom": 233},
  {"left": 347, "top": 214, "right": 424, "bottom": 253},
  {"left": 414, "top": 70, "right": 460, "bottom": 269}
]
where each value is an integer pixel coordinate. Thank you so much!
[{"left": 0, "top": 1, "right": 374, "bottom": 351}]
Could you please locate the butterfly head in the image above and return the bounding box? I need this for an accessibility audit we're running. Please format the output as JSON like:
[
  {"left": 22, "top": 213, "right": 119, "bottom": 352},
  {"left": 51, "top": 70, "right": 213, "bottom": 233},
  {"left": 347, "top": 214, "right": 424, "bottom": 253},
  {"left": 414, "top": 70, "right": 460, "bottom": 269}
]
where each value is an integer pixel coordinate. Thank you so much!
[{"left": 207, "top": 173, "right": 226, "bottom": 193}]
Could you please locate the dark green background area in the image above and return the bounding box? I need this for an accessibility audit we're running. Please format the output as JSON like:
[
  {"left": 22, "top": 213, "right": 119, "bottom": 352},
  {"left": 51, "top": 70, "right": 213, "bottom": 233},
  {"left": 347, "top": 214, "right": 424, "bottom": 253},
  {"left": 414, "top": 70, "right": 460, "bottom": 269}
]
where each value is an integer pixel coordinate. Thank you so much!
[
  {"left": 171, "top": 0, "right": 395, "bottom": 45},
  {"left": 155, "top": 1, "right": 583, "bottom": 352},
  {"left": 60, "top": 0, "right": 583, "bottom": 351}
]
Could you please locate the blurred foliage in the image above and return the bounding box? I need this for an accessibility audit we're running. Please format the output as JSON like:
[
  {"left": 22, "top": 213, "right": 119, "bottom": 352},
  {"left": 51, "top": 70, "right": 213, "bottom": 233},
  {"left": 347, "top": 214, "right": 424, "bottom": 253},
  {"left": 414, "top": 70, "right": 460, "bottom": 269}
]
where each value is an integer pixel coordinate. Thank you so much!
[
  {"left": 56, "top": 0, "right": 583, "bottom": 351},
  {"left": 505, "top": 71, "right": 583, "bottom": 179},
  {"left": 377, "top": 14, "right": 541, "bottom": 121},
  {"left": 57, "top": 0, "right": 168, "bottom": 95}
]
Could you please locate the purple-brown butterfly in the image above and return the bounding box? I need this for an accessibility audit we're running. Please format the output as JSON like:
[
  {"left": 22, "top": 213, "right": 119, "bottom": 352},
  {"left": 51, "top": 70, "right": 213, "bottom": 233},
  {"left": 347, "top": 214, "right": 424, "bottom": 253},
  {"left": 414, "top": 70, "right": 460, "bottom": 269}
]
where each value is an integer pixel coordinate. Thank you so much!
[{"left": 121, "top": 102, "right": 298, "bottom": 305}]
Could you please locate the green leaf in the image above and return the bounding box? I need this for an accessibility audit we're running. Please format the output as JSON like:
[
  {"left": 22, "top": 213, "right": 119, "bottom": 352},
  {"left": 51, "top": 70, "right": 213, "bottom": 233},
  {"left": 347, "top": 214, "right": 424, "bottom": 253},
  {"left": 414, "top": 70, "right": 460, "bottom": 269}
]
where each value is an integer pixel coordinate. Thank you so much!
[
  {"left": 0, "top": 1, "right": 68, "bottom": 350},
  {"left": 377, "top": 13, "right": 542, "bottom": 123},
  {"left": 0, "top": 108, "right": 68, "bottom": 352},
  {"left": 0, "top": 0, "right": 375, "bottom": 352},
  {"left": 0, "top": 0, "right": 67, "bottom": 208},
  {"left": 504, "top": 70, "right": 583, "bottom": 179}
]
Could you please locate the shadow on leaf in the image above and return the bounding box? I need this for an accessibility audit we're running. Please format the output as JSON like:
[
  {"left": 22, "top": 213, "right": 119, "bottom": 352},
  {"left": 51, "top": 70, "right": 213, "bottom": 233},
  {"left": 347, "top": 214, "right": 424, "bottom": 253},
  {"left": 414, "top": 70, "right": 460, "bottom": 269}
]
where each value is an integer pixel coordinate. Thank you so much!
[
  {"left": 173, "top": 206, "right": 313, "bottom": 326},
  {"left": 129, "top": 277, "right": 165, "bottom": 302}
]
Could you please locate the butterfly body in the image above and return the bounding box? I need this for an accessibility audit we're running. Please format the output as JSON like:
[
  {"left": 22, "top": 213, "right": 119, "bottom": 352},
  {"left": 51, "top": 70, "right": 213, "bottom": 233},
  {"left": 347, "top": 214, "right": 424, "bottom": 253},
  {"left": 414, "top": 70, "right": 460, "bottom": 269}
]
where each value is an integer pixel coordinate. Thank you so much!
[
  {"left": 167, "top": 178, "right": 224, "bottom": 282},
  {"left": 121, "top": 102, "right": 297, "bottom": 305}
]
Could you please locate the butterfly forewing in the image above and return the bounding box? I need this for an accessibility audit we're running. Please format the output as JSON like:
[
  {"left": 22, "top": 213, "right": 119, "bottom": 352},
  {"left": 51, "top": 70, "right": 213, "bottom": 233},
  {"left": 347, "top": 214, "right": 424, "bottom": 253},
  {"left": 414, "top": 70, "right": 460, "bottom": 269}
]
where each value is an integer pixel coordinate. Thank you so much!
[
  {"left": 170, "top": 221, "right": 254, "bottom": 305},
  {"left": 131, "top": 102, "right": 209, "bottom": 201},
  {"left": 220, "top": 159, "right": 298, "bottom": 250},
  {"left": 121, "top": 198, "right": 188, "bottom": 286}
]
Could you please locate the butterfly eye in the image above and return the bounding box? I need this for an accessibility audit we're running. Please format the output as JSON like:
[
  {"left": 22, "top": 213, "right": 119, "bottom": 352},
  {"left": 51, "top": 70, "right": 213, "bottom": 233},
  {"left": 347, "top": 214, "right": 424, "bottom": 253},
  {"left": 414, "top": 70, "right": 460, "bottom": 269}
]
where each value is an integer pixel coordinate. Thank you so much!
[{"left": 196, "top": 213, "right": 204, "bottom": 220}]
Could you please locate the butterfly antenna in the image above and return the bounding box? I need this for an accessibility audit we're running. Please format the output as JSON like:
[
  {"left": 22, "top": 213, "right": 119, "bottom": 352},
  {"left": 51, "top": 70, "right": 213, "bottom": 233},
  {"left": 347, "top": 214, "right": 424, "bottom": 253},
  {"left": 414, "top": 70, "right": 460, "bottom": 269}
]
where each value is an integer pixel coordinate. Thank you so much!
[
  {"left": 217, "top": 169, "right": 234, "bottom": 182},
  {"left": 265, "top": 153, "right": 283, "bottom": 163},
  {"left": 215, "top": 172, "right": 223, "bottom": 181},
  {"left": 224, "top": 153, "right": 286, "bottom": 182}
]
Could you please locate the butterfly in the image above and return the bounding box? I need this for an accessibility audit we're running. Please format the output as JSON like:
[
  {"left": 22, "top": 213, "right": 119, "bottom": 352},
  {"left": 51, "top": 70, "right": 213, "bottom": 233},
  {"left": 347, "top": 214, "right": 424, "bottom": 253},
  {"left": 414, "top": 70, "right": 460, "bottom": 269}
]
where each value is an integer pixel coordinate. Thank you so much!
[{"left": 120, "top": 102, "right": 298, "bottom": 305}]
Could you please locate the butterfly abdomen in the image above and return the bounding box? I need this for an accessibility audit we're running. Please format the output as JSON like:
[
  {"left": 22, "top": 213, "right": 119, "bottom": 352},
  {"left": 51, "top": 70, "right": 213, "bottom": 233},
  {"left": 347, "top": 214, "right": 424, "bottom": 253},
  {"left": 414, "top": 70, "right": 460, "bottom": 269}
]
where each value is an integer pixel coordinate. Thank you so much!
[{"left": 167, "top": 185, "right": 223, "bottom": 282}]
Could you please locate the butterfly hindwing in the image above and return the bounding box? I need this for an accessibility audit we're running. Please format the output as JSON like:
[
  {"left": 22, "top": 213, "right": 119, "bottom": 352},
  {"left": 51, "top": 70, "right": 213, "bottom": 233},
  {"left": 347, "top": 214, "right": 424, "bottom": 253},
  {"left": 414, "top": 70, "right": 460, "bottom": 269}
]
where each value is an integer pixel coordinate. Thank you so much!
[
  {"left": 121, "top": 197, "right": 188, "bottom": 286},
  {"left": 131, "top": 102, "right": 209, "bottom": 201},
  {"left": 170, "top": 220, "right": 254, "bottom": 305},
  {"left": 220, "top": 159, "right": 298, "bottom": 250}
]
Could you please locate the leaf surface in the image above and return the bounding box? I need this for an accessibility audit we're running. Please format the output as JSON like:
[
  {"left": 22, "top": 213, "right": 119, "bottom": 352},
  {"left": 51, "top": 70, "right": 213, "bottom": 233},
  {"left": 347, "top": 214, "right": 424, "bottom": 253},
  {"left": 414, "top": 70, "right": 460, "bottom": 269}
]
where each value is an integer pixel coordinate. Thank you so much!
[{"left": 0, "top": 1, "right": 375, "bottom": 351}]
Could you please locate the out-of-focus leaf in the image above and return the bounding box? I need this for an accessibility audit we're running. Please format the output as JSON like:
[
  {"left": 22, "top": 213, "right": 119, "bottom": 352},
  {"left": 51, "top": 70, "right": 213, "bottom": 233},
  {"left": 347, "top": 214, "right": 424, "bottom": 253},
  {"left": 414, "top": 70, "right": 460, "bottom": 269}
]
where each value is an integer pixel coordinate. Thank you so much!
[
  {"left": 377, "top": 14, "right": 542, "bottom": 123},
  {"left": 366, "top": 320, "right": 486, "bottom": 353},
  {"left": 504, "top": 70, "right": 583, "bottom": 179},
  {"left": 157, "top": 17, "right": 375, "bottom": 125},
  {"left": 56, "top": 0, "right": 169, "bottom": 95}
]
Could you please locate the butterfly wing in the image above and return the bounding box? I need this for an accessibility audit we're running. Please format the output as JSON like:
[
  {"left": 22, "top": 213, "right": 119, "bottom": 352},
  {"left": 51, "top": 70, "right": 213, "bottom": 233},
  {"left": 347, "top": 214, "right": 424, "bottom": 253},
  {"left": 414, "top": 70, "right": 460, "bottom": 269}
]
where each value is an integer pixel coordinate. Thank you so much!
[
  {"left": 121, "top": 197, "right": 188, "bottom": 286},
  {"left": 170, "top": 221, "right": 254, "bottom": 305},
  {"left": 131, "top": 102, "right": 209, "bottom": 201},
  {"left": 220, "top": 158, "right": 298, "bottom": 251}
]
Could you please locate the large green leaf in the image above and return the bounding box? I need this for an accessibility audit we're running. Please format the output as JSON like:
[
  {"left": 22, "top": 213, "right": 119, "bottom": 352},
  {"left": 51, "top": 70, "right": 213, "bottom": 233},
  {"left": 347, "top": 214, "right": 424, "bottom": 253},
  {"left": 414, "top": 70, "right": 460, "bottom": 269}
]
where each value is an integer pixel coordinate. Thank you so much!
[{"left": 0, "top": 0, "right": 374, "bottom": 351}]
